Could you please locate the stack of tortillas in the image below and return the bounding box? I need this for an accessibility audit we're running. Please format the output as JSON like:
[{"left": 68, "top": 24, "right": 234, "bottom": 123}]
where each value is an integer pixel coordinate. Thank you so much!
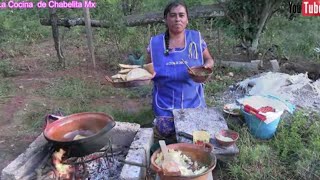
[{"left": 111, "top": 64, "right": 153, "bottom": 82}]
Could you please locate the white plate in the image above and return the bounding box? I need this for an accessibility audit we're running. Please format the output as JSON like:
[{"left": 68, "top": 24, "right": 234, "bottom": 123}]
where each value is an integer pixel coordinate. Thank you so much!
[{"left": 223, "top": 103, "right": 241, "bottom": 116}]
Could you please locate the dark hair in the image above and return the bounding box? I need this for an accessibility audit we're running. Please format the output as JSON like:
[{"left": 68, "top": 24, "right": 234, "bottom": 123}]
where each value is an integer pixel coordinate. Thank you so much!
[{"left": 163, "top": 0, "right": 189, "bottom": 56}]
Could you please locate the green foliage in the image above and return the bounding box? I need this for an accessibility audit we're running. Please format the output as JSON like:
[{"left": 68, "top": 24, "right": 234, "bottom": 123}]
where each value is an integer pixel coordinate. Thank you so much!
[
  {"left": 0, "top": 8, "right": 50, "bottom": 45},
  {"left": 261, "top": 15, "right": 320, "bottom": 60}
]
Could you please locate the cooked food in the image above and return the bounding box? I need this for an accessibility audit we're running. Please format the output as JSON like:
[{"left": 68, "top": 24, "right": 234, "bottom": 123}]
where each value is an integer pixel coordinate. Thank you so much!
[
  {"left": 216, "top": 134, "right": 234, "bottom": 142},
  {"left": 108, "top": 64, "right": 154, "bottom": 85},
  {"left": 126, "top": 68, "right": 153, "bottom": 81},
  {"left": 118, "top": 69, "right": 132, "bottom": 74},
  {"left": 73, "top": 134, "right": 87, "bottom": 140},
  {"left": 195, "top": 71, "right": 209, "bottom": 76},
  {"left": 155, "top": 149, "right": 208, "bottom": 176}
]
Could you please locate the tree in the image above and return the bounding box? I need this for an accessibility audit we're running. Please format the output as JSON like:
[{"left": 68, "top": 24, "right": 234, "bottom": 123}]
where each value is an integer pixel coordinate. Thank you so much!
[
  {"left": 121, "top": 0, "right": 142, "bottom": 16},
  {"left": 218, "top": 0, "right": 287, "bottom": 55}
]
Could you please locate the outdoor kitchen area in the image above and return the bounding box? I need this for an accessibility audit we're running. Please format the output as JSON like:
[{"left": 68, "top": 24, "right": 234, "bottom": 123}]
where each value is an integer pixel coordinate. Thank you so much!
[
  {"left": 1, "top": 119, "right": 154, "bottom": 180},
  {"left": 1, "top": 106, "right": 240, "bottom": 180}
]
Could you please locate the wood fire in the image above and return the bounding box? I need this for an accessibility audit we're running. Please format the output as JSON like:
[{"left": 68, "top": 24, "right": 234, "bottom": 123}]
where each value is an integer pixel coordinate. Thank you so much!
[{"left": 52, "top": 149, "right": 74, "bottom": 179}]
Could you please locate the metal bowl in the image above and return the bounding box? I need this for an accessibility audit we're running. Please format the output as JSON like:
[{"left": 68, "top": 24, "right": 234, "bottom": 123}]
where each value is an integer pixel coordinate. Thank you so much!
[
  {"left": 215, "top": 129, "right": 239, "bottom": 147},
  {"left": 188, "top": 66, "right": 213, "bottom": 83},
  {"left": 150, "top": 143, "right": 216, "bottom": 180}
]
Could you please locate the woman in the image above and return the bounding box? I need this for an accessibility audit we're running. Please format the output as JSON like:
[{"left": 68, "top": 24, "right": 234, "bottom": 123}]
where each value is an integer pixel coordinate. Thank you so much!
[{"left": 146, "top": 0, "right": 214, "bottom": 137}]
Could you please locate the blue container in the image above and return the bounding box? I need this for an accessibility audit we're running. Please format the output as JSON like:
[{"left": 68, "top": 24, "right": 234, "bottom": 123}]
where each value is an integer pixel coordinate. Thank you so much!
[{"left": 241, "top": 109, "right": 281, "bottom": 139}]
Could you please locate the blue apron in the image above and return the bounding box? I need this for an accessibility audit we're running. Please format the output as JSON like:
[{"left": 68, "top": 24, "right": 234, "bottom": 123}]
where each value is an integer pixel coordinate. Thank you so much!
[{"left": 150, "top": 30, "right": 206, "bottom": 136}]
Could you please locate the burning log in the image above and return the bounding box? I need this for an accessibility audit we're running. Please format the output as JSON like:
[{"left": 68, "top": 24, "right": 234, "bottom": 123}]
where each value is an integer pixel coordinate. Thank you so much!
[{"left": 52, "top": 149, "right": 74, "bottom": 179}]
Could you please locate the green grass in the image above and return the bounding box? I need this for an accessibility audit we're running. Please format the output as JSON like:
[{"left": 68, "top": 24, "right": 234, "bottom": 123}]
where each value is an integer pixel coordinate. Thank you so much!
[
  {"left": 0, "top": 60, "right": 17, "bottom": 78},
  {"left": 23, "top": 101, "right": 50, "bottom": 130},
  {"left": 261, "top": 15, "right": 320, "bottom": 61},
  {"left": 205, "top": 66, "right": 246, "bottom": 106},
  {"left": 38, "top": 77, "right": 113, "bottom": 100},
  {"left": 0, "top": 80, "right": 13, "bottom": 97},
  {"left": 222, "top": 110, "right": 320, "bottom": 180},
  {"left": 109, "top": 107, "right": 154, "bottom": 126}
]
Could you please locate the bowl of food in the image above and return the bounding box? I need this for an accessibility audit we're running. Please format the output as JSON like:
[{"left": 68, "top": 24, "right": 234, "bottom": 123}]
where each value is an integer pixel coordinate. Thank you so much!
[
  {"left": 223, "top": 103, "right": 241, "bottom": 116},
  {"left": 215, "top": 129, "right": 239, "bottom": 147},
  {"left": 150, "top": 143, "right": 216, "bottom": 180},
  {"left": 188, "top": 66, "right": 213, "bottom": 83}
]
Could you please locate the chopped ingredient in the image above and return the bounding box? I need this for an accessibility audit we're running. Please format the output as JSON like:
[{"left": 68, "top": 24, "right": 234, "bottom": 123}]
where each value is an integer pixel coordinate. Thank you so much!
[{"left": 155, "top": 149, "right": 208, "bottom": 176}]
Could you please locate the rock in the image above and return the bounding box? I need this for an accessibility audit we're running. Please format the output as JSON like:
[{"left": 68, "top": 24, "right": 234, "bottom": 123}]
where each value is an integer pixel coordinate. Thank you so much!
[{"left": 270, "top": 59, "right": 280, "bottom": 72}]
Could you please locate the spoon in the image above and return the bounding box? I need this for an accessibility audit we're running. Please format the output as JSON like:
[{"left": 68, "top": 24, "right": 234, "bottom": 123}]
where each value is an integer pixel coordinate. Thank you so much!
[
  {"left": 159, "top": 140, "right": 181, "bottom": 176},
  {"left": 181, "top": 59, "right": 196, "bottom": 75}
]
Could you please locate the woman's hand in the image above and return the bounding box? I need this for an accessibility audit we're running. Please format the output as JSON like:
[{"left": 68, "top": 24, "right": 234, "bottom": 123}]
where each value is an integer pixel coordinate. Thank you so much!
[
  {"left": 203, "top": 49, "right": 214, "bottom": 69},
  {"left": 203, "top": 62, "right": 214, "bottom": 69}
]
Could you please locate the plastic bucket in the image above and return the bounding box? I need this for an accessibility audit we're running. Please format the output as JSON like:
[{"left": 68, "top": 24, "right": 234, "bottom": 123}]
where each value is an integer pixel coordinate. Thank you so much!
[{"left": 241, "top": 109, "right": 281, "bottom": 139}]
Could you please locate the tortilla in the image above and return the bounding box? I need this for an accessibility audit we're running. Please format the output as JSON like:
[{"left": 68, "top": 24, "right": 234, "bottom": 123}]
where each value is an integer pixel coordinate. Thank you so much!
[
  {"left": 119, "top": 64, "right": 141, "bottom": 69},
  {"left": 118, "top": 69, "right": 132, "bottom": 74},
  {"left": 143, "top": 63, "right": 154, "bottom": 74},
  {"left": 126, "top": 68, "right": 153, "bottom": 81},
  {"left": 111, "top": 74, "right": 127, "bottom": 81}
]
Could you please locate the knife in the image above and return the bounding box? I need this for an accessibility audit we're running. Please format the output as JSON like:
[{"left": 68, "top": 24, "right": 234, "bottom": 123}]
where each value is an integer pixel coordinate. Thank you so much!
[{"left": 177, "top": 131, "right": 226, "bottom": 150}]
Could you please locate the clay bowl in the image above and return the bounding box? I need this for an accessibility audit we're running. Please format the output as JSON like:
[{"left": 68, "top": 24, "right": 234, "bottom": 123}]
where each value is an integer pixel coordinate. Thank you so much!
[
  {"left": 150, "top": 143, "right": 216, "bottom": 180},
  {"left": 188, "top": 66, "right": 213, "bottom": 83},
  {"left": 215, "top": 129, "right": 239, "bottom": 147}
]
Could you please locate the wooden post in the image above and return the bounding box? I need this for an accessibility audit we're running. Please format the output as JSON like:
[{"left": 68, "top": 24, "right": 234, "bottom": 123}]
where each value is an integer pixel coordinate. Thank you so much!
[
  {"left": 217, "top": 27, "right": 221, "bottom": 64},
  {"left": 83, "top": 0, "right": 96, "bottom": 69},
  {"left": 49, "top": 7, "right": 65, "bottom": 67}
]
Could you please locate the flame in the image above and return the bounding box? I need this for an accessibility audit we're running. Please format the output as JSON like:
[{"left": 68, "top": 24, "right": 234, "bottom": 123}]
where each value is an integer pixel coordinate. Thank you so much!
[{"left": 52, "top": 149, "right": 74, "bottom": 179}]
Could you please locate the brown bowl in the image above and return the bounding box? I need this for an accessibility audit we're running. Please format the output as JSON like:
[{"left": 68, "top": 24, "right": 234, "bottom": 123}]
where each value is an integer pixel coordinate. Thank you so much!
[
  {"left": 188, "top": 66, "right": 213, "bottom": 83},
  {"left": 215, "top": 129, "right": 239, "bottom": 147},
  {"left": 150, "top": 143, "right": 216, "bottom": 180}
]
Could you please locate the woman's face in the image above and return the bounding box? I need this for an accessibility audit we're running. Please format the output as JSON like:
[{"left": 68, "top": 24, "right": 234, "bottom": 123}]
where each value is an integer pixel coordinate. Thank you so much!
[{"left": 165, "top": 5, "right": 188, "bottom": 34}]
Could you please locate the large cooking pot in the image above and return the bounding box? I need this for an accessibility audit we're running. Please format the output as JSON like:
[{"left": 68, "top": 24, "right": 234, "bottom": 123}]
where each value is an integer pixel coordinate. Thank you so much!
[
  {"left": 151, "top": 143, "right": 216, "bottom": 180},
  {"left": 43, "top": 112, "right": 116, "bottom": 158}
]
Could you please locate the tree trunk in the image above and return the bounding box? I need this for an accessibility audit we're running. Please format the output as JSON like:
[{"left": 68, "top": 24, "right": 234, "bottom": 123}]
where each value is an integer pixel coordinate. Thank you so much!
[
  {"left": 49, "top": 7, "right": 65, "bottom": 67},
  {"left": 250, "top": 0, "right": 278, "bottom": 54},
  {"left": 83, "top": 0, "right": 96, "bottom": 69},
  {"left": 40, "top": 18, "right": 110, "bottom": 28}
]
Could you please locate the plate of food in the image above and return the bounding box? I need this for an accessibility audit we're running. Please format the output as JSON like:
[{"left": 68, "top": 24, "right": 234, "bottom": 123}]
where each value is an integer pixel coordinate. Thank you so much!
[{"left": 223, "top": 103, "right": 241, "bottom": 116}]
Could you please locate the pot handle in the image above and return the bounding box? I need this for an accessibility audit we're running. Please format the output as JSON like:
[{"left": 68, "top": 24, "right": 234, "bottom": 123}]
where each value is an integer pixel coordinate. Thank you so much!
[
  {"left": 204, "top": 142, "right": 214, "bottom": 152},
  {"left": 45, "top": 114, "right": 64, "bottom": 126}
]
